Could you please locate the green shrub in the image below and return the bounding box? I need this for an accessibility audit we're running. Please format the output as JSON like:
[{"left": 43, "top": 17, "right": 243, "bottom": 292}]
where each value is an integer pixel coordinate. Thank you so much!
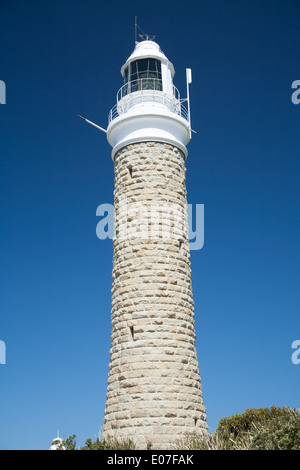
[
  {"left": 217, "top": 405, "right": 289, "bottom": 438},
  {"left": 81, "top": 436, "right": 136, "bottom": 450},
  {"left": 176, "top": 406, "right": 300, "bottom": 450},
  {"left": 250, "top": 408, "right": 300, "bottom": 450},
  {"left": 61, "top": 434, "right": 136, "bottom": 450}
]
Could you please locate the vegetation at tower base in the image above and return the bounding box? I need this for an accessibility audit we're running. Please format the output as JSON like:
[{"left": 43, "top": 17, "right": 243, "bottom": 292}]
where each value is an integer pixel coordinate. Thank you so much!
[
  {"left": 176, "top": 406, "right": 300, "bottom": 450},
  {"left": 59, "top": 434, "right": 137, "bottom": 450},
  {"left": 60, "top": 406, "right": 300, "bottom": 450},
  {"left": 217, "top": 405, "right": 295, "bottom": 437}
]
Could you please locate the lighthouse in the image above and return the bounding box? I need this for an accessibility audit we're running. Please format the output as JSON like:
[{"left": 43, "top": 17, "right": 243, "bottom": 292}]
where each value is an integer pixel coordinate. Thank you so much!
[{"left": 101, "top": 37, "right": 207, "bottom": 449}]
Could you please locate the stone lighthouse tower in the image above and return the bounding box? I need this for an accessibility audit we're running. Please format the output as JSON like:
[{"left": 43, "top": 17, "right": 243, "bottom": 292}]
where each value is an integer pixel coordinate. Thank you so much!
[{"left": 102, "top": 38, "right": 207, "bottom": 449}]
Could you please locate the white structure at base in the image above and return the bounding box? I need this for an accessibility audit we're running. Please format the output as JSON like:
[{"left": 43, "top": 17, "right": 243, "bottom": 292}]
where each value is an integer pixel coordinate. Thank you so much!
[
  {"left": 49, "top": 431, "right": 65, "bottom": 450},
  {"left": 107, "top": 40, "right": 191, "bottom": 160}
]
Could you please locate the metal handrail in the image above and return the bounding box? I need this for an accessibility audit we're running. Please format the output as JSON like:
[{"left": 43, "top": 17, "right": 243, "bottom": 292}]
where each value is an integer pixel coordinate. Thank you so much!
[
  {"left": 117, "top": 78, "right": 180, "bottom": 102},
  {"left": 108, "top": 100, "right": 189, "bottom": 124},
  {"left": 109, "top": 103, "right": 119, "bottom": 122},
  {"left": 108, "top": 79, "right": 189, "bottom": 125}
]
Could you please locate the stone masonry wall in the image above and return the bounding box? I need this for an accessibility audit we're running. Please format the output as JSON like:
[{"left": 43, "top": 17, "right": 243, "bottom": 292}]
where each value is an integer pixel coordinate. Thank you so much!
[{"left": 102, "top": 141, "right": 207, "bottom": 449}]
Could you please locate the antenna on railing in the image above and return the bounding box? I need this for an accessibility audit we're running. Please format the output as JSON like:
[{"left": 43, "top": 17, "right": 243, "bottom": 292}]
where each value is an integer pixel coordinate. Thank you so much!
[{"left": 186, "top": 68, "right": 192, "bottom": 139}]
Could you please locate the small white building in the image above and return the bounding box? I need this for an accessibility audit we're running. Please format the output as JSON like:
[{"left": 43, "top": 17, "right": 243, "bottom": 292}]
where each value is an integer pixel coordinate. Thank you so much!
[{"left": 49, "top": 431, "right": 65, "bottom": 450}]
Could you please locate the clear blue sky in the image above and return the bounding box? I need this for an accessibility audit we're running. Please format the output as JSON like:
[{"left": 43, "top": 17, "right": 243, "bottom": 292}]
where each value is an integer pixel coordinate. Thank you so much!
[{"left": 0, "top": 0, "right": 299, "bottom": 450}]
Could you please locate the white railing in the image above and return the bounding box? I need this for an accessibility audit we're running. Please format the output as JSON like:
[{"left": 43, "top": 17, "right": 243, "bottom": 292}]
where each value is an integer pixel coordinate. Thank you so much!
[
  {"left": 109, "top": 103, "right": 120, "bottom": 122},
  {"left": 117, "top": 78, "right": 180, "bottom": 101},
  {"left": 108, "top": 79, "right": 189, "bottom": 125}
]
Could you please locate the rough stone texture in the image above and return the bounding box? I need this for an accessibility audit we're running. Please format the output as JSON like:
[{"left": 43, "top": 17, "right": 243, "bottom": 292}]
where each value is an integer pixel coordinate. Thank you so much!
[{"left": 102, "top": 141, "right": 207, "bottom": 449}]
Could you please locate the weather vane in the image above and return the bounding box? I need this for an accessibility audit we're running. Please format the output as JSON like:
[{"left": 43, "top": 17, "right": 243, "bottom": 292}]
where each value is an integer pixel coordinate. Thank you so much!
[{"left": 135, "top": 17, "right": 155, "bottom": 44}]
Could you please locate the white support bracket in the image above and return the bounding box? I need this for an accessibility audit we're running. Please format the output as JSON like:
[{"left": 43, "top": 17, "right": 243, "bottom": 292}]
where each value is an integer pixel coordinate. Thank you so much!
[{"left": 78, "top": 115, "right": 107, "bottom": 134}]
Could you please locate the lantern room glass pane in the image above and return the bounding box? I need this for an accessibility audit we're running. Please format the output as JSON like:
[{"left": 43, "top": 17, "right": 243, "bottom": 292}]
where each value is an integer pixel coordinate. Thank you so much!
[
  {"left": 131, "top": 62, "right": 137, "bottom": 74},
  {"left": 124, "top": 67, "right": 128, "bottom": 84},
  {"left": 137, "top": 59, "right": 148, "bottom": 72},
  {"left": 123, "top": 59, "right": 162, "bottom": 93},
  {"left": 148, "top": 59, "right": 157, "bottom": 73}
]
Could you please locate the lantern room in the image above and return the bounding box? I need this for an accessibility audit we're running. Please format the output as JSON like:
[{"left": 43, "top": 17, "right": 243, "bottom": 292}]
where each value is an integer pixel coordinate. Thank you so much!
[
  {"left": 107, "top": 39, "right": 192, "bottom": 160},
  {"left": 120, "top": 40, "right": 174, "bottom": 97}
]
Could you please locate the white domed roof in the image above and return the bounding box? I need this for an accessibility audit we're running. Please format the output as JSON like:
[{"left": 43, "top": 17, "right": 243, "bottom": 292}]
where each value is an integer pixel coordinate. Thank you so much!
[{"left": 121, "top": 40, "right": 175, "bottom": 77}]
